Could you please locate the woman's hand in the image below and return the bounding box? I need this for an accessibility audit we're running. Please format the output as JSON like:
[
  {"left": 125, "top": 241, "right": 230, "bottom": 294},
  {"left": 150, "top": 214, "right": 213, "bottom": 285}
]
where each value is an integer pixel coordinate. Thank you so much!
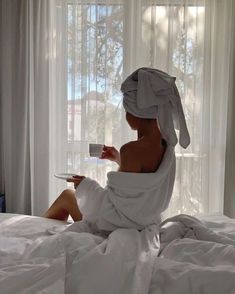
[
  {"left": 67, "top": 175, "right": 85, "bottom": 190},
  {"left": 100, "top": 145, "right": 120, "bottom": 165}
]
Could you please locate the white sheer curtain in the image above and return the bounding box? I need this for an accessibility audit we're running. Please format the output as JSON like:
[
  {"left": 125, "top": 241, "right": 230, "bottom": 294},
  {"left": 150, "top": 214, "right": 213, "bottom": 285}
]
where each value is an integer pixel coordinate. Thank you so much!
[{"left": 1, "top": 0, "right": 234, "bottom": 217}]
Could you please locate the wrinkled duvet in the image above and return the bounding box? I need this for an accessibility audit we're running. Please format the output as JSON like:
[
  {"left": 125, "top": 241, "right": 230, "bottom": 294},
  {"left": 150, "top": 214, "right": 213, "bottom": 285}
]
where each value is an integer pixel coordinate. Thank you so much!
[{"left": 0, "top": 213, "right": 235, "bottom": 294}]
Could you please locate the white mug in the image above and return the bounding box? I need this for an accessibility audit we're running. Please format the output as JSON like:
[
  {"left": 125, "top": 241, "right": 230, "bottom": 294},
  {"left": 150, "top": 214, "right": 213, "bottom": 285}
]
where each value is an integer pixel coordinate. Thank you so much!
[{"left": 89, "top": 143, "right": 104, "bottom": 158}]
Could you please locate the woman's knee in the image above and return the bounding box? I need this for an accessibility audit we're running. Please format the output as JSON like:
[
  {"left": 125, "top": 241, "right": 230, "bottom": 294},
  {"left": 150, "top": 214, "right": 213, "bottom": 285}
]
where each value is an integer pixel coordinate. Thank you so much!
[
  {"left": 60, "top": 189, "right": 75, "bottom": 202},
  {"left": 62, "top": 188, "right": 75, "bottom": 196}
]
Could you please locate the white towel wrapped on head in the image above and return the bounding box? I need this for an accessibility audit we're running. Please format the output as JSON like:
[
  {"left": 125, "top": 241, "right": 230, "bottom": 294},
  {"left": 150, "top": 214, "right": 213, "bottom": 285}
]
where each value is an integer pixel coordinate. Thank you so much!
[{"left": 121, "top": 67, "right": 190, "bottom": 148}]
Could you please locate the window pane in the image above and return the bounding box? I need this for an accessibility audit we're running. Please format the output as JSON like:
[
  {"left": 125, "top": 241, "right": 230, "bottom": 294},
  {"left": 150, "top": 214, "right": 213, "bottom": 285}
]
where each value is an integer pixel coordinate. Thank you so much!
[{"left": 67, "top": 3, "right": 124, "bottom": 185}]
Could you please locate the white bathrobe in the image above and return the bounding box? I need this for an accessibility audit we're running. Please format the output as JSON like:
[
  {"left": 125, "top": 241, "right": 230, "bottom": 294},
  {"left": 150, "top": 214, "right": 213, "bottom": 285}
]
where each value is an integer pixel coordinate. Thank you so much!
[{"left": 75, "top": 145, "right": 176, "bottom": 232}]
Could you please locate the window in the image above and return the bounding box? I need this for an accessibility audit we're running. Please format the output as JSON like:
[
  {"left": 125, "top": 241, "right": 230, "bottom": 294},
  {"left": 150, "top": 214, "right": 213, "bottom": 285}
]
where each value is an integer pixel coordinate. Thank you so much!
[
  {"left": 145, "top": 4, "right": 206, "bottom": 216},
  {"left": 64, "top": 2, "right": 124, "bottom": 186},
  {"left": 56, "top": 1, "right": 216, "bottom": 217}
]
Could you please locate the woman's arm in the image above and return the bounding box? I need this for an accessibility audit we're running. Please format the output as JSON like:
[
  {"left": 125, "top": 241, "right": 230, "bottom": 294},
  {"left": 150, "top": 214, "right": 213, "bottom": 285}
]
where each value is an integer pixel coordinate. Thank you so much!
[
  {"left": 100, "top": 145, "right": 121, "bottom": 165},
  {"left": 101, "top": 143, "right": 141, "bottom": 172},
  {"left": 67, "top": 175, "right": 85, "bottom": 189}
]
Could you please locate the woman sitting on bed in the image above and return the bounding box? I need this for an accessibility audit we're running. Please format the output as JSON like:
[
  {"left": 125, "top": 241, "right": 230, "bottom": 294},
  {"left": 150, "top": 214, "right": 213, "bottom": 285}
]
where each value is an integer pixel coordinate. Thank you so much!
[
  {"left": 44, "top": 113, "right": 166, "bottom": 221},
  {"left": 44, "top": 67, "right": 190, "bottom": 223}
]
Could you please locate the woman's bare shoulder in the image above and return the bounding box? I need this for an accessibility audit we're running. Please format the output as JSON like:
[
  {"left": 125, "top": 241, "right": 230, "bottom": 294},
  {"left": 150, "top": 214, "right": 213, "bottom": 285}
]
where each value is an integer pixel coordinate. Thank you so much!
[
  {"left": 119, "top": 141, "right": 141, "bottom": 172},
  {"left": 120, "top": 140, "right": 138, "bottom": 151}
]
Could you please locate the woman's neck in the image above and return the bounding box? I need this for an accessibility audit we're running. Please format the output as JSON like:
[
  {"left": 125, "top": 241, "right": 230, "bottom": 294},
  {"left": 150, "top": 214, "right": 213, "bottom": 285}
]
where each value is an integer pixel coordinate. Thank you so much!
[{"left": 137, "top": 120, "right": 161, "bottom": 139}]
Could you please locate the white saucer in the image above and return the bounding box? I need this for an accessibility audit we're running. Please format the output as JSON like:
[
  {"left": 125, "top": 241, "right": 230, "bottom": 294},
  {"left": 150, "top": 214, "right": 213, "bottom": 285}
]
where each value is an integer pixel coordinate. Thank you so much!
[{"left": 54, "top": 173, "right": 77, "bottom": 180}]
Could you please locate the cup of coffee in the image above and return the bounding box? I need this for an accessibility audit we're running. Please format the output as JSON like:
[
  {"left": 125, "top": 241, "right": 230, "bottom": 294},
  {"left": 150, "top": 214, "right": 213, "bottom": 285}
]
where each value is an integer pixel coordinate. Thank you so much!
[{"left": 89, "top": 143, "right": 104, "bottom": 158}]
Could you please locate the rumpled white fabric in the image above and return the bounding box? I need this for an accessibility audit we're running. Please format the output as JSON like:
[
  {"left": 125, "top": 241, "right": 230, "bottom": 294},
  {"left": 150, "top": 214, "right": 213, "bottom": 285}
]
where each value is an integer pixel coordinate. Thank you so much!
[
  {"left": 0, "top": 214, "right": 160, "bottom": 294},
  {"left": 160, "top": 214, "right": 235, "bottom": 248},
  {"left": 151, "top": 214, "right": 235, "bottom": 294},
  {"left": 1, "top": 213, "right": 235, "bottom": 293},
  {"left": 0, "top": 214, "right": 68, "bottom": 294},
  {"left": 121, "top": 67, "right": 190, "bottom": 148},
  {"left": 75, "top": 145, "right": 176, "bottom": 232},
  {"left": 0, "top": 256, "right": 66, "bottom": 294}
]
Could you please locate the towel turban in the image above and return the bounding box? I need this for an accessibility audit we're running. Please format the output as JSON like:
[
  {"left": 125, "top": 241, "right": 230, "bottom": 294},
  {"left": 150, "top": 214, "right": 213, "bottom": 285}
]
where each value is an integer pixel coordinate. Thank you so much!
[{"left": 121, "top": 67, "right": 190, "bottom": 148}]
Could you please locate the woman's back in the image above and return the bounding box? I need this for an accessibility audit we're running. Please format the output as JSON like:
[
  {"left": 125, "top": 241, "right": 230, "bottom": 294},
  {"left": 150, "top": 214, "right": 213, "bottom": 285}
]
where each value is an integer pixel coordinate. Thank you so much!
[{"left": 119, "top": 135, "right": 166, "bottom": 173}]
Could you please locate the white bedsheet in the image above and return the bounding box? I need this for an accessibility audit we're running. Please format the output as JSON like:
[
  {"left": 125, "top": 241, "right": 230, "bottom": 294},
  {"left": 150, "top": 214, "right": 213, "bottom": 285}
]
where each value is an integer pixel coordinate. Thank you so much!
[
  {"left": 153, "top": 214, "right": 235, "bottom": 294},
  {"left": 0, "top": 214, "right": 68, "bottom": 294},
  {"left": 0, "top": 214, "right": 159, "bottom": 294},
  {"left": 0, "top": 213, "right": 235, "bottom": 293}
]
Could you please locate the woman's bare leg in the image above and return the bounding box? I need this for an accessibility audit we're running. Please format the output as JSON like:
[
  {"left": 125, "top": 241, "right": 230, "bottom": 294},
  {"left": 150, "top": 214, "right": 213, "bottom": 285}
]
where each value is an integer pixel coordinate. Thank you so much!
[{"left": 43, "top": 189, "right": 82, "bottom": 222}]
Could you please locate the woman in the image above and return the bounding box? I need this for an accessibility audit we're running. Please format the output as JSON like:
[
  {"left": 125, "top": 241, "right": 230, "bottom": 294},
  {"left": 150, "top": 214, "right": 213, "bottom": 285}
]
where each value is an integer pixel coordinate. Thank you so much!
[
  {"left": 43, "top": 112, "right": 166, "bottom": 221},
  {"left": 44, "top": 67, "right": 190, "bottom": 225}
]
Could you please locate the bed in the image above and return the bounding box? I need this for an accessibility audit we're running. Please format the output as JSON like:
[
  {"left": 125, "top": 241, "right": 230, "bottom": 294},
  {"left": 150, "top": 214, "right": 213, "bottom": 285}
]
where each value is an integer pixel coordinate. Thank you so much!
[{"left": 0, "top": 212, "right": 235, "bottom": 294}]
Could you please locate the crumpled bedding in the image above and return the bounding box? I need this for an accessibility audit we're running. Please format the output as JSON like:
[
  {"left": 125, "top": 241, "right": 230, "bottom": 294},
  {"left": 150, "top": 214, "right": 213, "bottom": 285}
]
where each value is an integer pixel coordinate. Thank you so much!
[
  {"left": 154, "top": 214, "right": 235, "bottom": 294},
  {"left": 0, "top": 213, "right": 235, "bottom": 294},
  {"left": 0, "top": 214, "right": 159, "bottom": 294}
]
